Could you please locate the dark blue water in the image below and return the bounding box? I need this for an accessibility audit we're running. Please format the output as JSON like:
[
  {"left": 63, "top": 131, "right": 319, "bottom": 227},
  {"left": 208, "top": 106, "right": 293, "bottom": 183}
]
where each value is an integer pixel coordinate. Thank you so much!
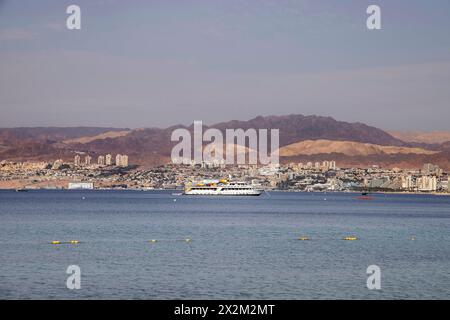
[{"left": 0, "top": 190, "right": 449, "bottom": 299}]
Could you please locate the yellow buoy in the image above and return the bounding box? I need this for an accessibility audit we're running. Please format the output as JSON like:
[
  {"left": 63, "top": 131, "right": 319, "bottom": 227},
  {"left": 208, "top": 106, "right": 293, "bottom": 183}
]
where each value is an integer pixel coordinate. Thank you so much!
[
  {"left": 298, "top": 236, "right": 310, "bottom": 241},
  {"left": 344, "top": 236, "right": 358, "bottom": 241},
  {"left": 51, "top": 240, "right": 61, "bottom": 245},
  {"left": 70, "top": 240, "right": 79, "bottom": 244}
]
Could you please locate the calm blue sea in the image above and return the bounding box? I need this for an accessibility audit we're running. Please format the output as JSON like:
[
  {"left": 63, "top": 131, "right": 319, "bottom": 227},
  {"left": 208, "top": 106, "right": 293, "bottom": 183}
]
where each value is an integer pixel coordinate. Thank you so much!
[{"left": 0, "top": 190, "right": 449, "bottom": 299}]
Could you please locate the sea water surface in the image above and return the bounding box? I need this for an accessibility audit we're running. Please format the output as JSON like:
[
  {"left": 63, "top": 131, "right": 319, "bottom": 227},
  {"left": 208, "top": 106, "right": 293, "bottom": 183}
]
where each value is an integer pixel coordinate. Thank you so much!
[{"left": 0, "top": 190, "right": 449, "bottom": 299}]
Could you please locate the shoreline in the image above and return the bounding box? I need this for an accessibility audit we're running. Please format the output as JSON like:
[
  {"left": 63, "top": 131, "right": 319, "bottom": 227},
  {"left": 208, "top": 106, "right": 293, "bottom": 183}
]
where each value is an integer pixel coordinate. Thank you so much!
[{"left": 0, "top": 186, "right": 448, "bottom": 196}]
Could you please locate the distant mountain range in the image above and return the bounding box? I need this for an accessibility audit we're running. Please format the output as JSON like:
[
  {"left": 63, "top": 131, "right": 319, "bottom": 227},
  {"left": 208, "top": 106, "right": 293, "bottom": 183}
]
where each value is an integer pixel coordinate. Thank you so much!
[{"left": 1, "top": 114, "right": 449, "bottom": 170}]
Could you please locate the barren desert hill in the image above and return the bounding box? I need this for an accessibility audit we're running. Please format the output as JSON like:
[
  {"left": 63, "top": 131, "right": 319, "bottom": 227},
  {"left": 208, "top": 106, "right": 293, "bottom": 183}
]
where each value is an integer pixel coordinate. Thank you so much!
[{"left": 278, "top": 139, "right": 437, "bottom": 157}]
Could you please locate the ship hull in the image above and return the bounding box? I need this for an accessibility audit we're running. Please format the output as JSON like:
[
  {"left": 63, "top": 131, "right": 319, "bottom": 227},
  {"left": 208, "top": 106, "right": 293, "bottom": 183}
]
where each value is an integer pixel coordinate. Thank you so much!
[
  {"left": 183, "top": 189, "right": 262, "bottom": 196},
  {"left": 184, "top": 181, "right": 263, "bottom": 196}
]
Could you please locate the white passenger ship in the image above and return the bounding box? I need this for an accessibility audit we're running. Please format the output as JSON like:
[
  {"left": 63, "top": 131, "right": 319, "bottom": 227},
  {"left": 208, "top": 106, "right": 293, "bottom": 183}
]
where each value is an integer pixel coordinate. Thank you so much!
[{"left": 184, "top": 180, "right": 262, "bottom": 196}]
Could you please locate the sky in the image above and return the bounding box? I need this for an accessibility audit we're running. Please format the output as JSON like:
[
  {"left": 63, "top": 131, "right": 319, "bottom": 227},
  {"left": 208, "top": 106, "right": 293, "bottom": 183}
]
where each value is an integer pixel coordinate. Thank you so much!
[{"left": 0, "top": 0, "right": 450, "bottom": 131}]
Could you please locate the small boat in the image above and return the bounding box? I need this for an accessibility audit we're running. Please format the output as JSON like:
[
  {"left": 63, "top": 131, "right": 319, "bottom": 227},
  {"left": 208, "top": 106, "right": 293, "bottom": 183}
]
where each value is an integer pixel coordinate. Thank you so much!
[
  {"left": 15, "top": 188, "right": 28, "bottom": 192},
  {"left": 356, "top": 191, "right": 374, "bottom": 200}
]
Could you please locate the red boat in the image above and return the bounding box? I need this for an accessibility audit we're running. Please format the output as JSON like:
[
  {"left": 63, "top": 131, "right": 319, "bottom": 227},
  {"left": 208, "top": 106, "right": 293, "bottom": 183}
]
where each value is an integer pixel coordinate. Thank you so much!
[
  {"left": 356, "top": 192, "right": 374, "bottom": 200},
  {"left": 356, "top": 195, "right": 375, "bottom": 200}
]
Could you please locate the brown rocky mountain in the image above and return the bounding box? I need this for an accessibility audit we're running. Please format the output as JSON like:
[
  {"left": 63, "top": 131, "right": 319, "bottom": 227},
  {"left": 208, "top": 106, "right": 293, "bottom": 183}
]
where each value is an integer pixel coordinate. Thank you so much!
[
  {"left": 0, "top": 127, "right": 127, "bottom": 145},
  {"left": 0, "top": 115, "right": 448, "bottom": 169},
  {"left": 215, "top": 115, "right": 406, "bottom": 147}
]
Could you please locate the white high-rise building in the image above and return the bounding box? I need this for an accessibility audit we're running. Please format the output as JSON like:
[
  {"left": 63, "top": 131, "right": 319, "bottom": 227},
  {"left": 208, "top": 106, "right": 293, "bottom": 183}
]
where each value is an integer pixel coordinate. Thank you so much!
[
  {"left": 329, "top": 161, "right": 336, "bottom": 170},
  {"left": 98, "top": 155, "right": 105, "bottom": 166},
  {"left": 120, "top": 154, "right": 128, "bottom": 167},
  {"left": 422, "top": 163, "right": 443, "bottom": 177},
  {"left": 430, "top": 176, "right": 437, "bottom": 191},
  {"left": 74, "top": 154, "right": 81, "bottom": 166},
  {"left": 417, "top": 176, "right": 437, "bottom": 192},
  {"left": 401, "top": 175, "right": 413, "bottom": 190},
  {"left": 116, "top": 154, "right": 122, "bottom": 167},
  {"left": 115, "top": 154, "right": 129, "bottom": 167},
  {"left": 105, "top": 154, "right": 112, "bottom": 166},
  {"left": 320, "top": 160, "right": 336, "bottom": 171},
  {"left": 84, "top": 155, "right": 92, "bottom": 166}
]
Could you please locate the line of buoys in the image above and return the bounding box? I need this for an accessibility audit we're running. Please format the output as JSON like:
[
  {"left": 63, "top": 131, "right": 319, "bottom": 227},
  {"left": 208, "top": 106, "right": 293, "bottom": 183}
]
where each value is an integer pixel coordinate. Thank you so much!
[
  {"left": 296, "top": 236, "right": 358, "bottom": 241},
  {"left": 296, "top": 236, "right": 360, "bottom": 241},
  {"left": 50, "top": 236, "right": 418, "bottom": 245},
  {"left": 148, "top": 238, "right": 192, "bottom": 243},
  {"left": 51, "top": 240, "right": 79, "bottom": 245},
  {"left": 295, "top": 236, "right": 420, "bottom": 241},
  {"left": 50, "top": 239, "right": 193, "bottom": 245}
]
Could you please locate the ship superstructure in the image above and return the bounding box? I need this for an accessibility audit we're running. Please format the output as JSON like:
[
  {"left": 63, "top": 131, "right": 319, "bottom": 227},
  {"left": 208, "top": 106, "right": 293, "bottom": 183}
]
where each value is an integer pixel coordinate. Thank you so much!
[{"left": 184, "top": 180, "right": 262, "bottom": 196}]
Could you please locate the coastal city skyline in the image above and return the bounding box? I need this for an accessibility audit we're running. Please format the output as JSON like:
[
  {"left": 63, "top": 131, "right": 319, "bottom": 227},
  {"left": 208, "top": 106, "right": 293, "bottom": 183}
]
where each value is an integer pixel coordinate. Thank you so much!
[
  {"left": 1, "top": 1, "right": 449, "bottom": 304},
  {"left": 1, "top": 152, "right": 449, "bottom": 193}
]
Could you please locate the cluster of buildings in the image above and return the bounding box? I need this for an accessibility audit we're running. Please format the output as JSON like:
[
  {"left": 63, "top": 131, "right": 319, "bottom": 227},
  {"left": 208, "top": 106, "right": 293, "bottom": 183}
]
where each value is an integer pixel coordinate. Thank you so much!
[
  {"left": 74, "top": 153, "right": 129, "bottom": 167},
  {"left": 361, "top": 164, "right": 446, "bottom": 192},
  {"left": 400, "top": 175, "right": 437, "bottom": 192},
  {"left": 297, "top": 161, "right": 337, "bottom": 171},
  {"left": 118, "top": 161, "right": 449, "bottom": 193},
  {"left": 172, "top": 158, "right": 227, "bottom": 168},
  {"left": 171, "top": 159, "right": 337, "bottom": 171},
  {"left": 0, "top": 157, "right": 449, "bottom": 193}
]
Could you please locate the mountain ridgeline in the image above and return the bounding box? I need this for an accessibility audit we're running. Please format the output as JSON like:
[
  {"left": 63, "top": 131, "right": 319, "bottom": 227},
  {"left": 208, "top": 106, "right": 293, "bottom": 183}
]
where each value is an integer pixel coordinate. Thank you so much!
[{"left": 0, "top": 115, "right": 449, "bottom": 169}]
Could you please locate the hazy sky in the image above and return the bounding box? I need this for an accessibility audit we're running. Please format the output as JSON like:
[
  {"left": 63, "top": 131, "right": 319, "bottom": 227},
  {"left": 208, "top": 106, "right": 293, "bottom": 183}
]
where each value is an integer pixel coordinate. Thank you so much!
[{"left": 1, "top": 0, "right": 450, "bottom": 130}]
